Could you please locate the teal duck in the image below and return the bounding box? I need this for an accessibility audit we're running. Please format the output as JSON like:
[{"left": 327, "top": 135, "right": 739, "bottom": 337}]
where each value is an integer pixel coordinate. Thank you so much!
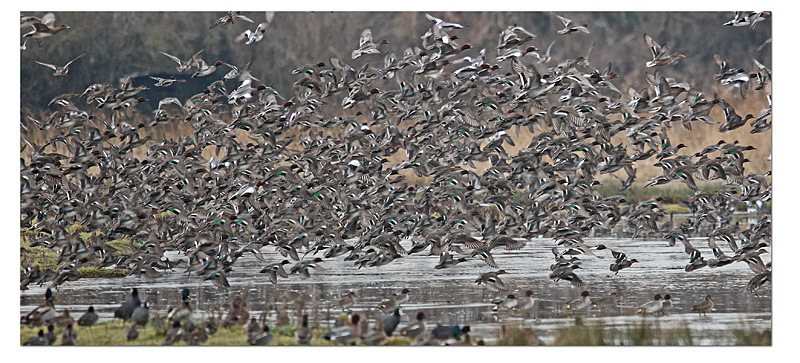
[
  {"left": 475, "top": 270, "right": 508, "bottom": 292},
  {"left": 23, "top": 329, "right": 48, "bottom": 346},
  {"left": 565, "top": 291, "right": 591, "bottom": 312},
  {"left": 209, "top": 11, "right": 254, "bottom": 29},
  {"left": 162, "top": 321, "right": 185, "bottom": 345},
  {"left": 45, "top": 324, "right": 57, "bottom": 345},
  {"left": 431, "top": 325, "right": 470, "bottom": 341},
  {"left": 644, "top": 34, "right": 684, "bottom": 67},
  {"left": 260, "top": 260, "right": 290, "bottom": 284},
  {"left": 337, "top": 291, "right": 356, "bottom": 312},
  {"left": 554, "top": 14, "right": 589, "bottom": 35},
  {"left": 400, "top": 312, "right": 426, "bottom": 339},
  {"left": 248, "top": 324, "right": 274, "bottom": 345},
  {"left": 692, "top": 295, "right": 714, "bottom": 316},
  {"left": 323, "top": 314, "right": 361, "bottom": 345},
  {"left": 21, "top": 12, "right": 69, "bottom": 46},
  {"left": 352, "top": 28, "right": 389, "bottom": 59},
  {"left": 34, "top": 52, "right": 86, "bottom": 77},
  {"left": 520, "top": 290, "right": 536, "bottom": 317},
  {"left": 361, "top": 318, "right": 388, "bottom": 346},
  {"left": 636, "top": 294, "right": 663, "bottom": 316}
]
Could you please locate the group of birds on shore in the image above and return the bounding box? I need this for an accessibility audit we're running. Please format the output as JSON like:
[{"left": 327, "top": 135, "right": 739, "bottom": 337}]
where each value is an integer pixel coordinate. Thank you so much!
[
  {"left": 23, "top": 279, "right": 725, "bottom": 346},
  {"left": 21, "top": 11, "right": 771, "bottom": 345},
  {"left": 23, "top": 286, "right": 476, "bottom": 346}
]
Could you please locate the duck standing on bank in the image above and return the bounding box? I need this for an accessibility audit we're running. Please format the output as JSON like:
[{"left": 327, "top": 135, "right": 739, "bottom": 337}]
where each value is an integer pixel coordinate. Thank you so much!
[
  {"left": 692, "top": 295, "right": 715, "bottom": 316},
  {"left": 565, "top": 291, "right": 592, "bottom": 313},
  {"left": 400, "top": 312, "right": 426, "bottom": 339},
  {"left": 636, "top": 294, "right": 664, "bottom": 316}
]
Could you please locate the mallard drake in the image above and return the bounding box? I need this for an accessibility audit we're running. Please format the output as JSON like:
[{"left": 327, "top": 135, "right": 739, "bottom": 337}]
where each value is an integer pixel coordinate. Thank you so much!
[
  {"left": 23, "top": 288, "right": 57, "bottom": 326},
  {"left": 167, "top": 289, "right": 194, "bottom": 329}
]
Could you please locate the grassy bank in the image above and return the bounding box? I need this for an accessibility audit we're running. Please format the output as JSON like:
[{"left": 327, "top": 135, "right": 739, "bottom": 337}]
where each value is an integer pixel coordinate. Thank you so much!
[{"left": 21, "top": 317, "right": 770, "bottom": 346}]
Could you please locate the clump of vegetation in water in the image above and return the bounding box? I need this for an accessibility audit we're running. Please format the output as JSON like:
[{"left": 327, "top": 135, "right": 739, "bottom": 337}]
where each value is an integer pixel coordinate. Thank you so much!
[
  {"left": 732, "top": 326, "right": 771, "bottom": 345},
  {"left": 553, "top": 317, "right": 609, "bottom": 345},
  {"left": 495, "top": 324, "right": 545, "bottom": 345},
  {"left": 552, "top": 318, "right": 774, "bottom": 346}
]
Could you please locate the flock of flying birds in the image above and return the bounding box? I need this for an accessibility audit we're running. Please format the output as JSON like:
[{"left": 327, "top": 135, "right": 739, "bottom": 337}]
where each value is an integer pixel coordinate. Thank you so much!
[{"left": 22, "top": 11, "right": 771, "bottom": 324}]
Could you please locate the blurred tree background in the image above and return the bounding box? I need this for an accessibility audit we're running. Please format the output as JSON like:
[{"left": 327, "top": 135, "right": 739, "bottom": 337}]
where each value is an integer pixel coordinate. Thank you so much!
[
  {"left": 20, "top": 11, "right": 771, "bottom": 112},
  {"left": 20, "top": 11, "right": 772, "bottom": 179}
]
